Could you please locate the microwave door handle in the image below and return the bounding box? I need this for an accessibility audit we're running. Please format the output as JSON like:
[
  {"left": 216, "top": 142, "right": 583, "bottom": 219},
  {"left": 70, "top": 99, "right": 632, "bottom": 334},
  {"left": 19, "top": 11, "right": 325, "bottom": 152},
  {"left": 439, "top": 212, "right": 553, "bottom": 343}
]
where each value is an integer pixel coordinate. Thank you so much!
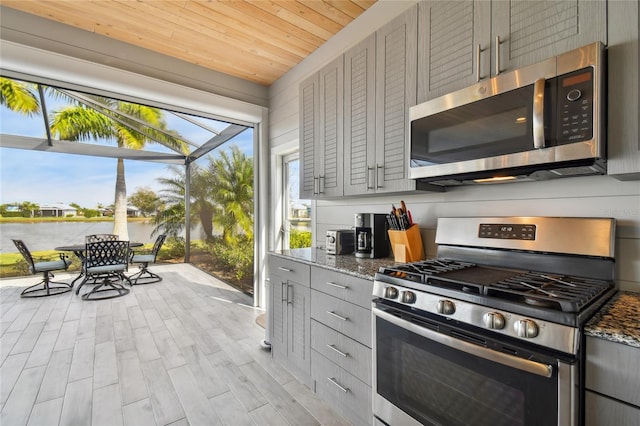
[{"left": 533, "top": 78, "right": 546, "bottom": 149}]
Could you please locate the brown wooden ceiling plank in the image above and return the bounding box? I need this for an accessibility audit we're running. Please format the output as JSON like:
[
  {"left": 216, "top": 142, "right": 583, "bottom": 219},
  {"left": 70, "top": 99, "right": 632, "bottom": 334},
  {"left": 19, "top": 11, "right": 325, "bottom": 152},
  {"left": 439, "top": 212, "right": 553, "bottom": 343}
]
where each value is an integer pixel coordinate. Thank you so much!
[
  {"left": 161, "top": 1, "right": 302, "bottom": 68},
  {"left": 2, "top": 1, "right": 98, "bottom": 33},
  {"left": 217, "top": 0, "right": 328, "bottom": 49},
  {"left": 93, "top": 20, "right": 286, "bottom": 78},
  {"left": 180, "top": 0, "right": 317, "bottom": 58},
  {"left": 323, "top": 0, "right": 370, "bottom": 20},
  {"left": 250, "top": 1, "right": 334, "bottom": 41},
  {"left": 271, "top": 0, "right": 345, "bottom": 34},
  {"left": 299, "top": 0, "right": 357, "bottom": 26},
  {"left": 89, "top": 1, "right": 175, "bottom": 38},
  {"left": 350, "top": 0, "right": 378, "bottom": 10}
]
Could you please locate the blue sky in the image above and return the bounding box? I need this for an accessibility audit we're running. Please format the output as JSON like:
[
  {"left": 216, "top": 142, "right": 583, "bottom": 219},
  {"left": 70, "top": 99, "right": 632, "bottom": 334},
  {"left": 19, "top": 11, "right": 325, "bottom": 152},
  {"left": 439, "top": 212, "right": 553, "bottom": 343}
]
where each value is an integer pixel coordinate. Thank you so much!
[{"left": 0, "top": 87, "right": 253, "bottom": 208}]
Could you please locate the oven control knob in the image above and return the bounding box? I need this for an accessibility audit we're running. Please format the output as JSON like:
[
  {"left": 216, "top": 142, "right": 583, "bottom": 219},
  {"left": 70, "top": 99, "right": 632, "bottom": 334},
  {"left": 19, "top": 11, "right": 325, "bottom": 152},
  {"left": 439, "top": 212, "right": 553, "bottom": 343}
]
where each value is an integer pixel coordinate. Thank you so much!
[
  {"left": 514, "top": 319, "right": 539, "bottom": 338},
  {"left": 384, "top": 286, "right": 399, "bottom": 299},
  {"left": 483, "top": 312, "right": 506, "bottom": 330},
  {"left": 401, "top": 291, "right": 416, "bottom": 304},
  {"left": 437, "top": 300, "right": 456, "bottom": 315}
]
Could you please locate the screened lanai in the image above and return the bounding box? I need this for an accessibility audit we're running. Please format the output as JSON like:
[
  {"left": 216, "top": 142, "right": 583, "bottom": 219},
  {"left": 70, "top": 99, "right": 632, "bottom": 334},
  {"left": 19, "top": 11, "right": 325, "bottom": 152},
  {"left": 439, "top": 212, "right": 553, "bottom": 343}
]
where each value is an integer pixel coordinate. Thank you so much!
[{"left": 0, "top": 73, "right": 261, "bottom": 299}]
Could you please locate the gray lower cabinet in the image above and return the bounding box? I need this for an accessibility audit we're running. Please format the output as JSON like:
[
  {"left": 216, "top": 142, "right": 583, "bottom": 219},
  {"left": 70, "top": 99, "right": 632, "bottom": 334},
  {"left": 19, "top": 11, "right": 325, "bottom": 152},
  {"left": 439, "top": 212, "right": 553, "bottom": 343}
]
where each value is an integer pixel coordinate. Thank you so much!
[
  {"left": 268, "top": 255, "right": 312, "bottom": 386},
  {"left": 310, "top": 266, "right": 373, "bottom": 425},
  {"left": 312, "top": 347, "right": 372, "bottom": 426},
  {"left": 585, "top": 336, "right": 640, "bottom": 426}
]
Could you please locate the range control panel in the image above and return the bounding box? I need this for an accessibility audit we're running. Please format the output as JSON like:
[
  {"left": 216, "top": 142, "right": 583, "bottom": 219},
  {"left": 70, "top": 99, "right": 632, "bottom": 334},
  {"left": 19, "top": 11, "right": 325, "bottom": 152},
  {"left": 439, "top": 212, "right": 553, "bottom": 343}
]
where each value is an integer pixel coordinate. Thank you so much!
[{"left": 479, "top": 224, "right": 536, "bottom": 240}]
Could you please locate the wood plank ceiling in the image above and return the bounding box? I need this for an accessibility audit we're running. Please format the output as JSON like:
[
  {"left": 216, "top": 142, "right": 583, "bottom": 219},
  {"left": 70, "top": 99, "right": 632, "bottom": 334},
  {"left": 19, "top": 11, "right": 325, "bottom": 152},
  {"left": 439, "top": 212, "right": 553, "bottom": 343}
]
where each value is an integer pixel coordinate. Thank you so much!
[{"left": 2, "top": 0, "right": 377, "bottom": 86}]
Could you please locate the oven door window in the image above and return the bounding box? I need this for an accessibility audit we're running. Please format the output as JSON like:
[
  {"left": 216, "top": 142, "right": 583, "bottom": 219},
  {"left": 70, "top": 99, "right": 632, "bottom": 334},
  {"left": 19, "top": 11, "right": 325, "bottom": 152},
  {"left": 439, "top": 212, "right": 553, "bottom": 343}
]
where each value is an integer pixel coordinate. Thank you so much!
[{"left": 375, "top": 313, "right": 558, "bottom": 426}]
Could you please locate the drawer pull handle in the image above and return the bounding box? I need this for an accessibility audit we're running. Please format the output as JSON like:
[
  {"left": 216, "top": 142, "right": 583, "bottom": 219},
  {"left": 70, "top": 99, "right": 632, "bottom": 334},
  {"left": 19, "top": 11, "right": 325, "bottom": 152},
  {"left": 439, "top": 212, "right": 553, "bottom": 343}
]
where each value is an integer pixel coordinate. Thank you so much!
[
  {"left": 328, "top": 377, "right": 350, "bottom": 393},
  {"left": 278, "top": 266, "right": 293, "bottom": 273},
  {"left": 326, "top": 281, "right": 348, "bottom": 290},
  {"left": 327, "top": 344, "right": 349, "bottom": 357},
  {"left": 327, "top": 311, "right": 348, "bottom": 321}
]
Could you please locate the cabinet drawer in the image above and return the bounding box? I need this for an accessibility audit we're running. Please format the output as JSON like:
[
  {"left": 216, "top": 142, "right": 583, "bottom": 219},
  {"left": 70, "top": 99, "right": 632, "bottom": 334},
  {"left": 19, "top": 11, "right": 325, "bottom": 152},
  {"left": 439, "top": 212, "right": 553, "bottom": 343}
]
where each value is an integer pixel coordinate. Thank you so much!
[
  {"left": 311, "top": 289, "right": 372, "bottom": 347},
  {"left": 268, "top": 255, "right": 310, "bottom": 286},
  {"left": 586, "top": 337, "right": 640, "bottom": 407},
  {"left": 311, "top": 266, "right": 373, "bottom": 309},
  {"left": 311, "top": 320, "right": 372, "bottom": 385},
  {"left": 585, "top": 390, "right": 640, "bottom": 426},
  {"left": 312, "top": 349, "right": 372, "bottom": 426}
]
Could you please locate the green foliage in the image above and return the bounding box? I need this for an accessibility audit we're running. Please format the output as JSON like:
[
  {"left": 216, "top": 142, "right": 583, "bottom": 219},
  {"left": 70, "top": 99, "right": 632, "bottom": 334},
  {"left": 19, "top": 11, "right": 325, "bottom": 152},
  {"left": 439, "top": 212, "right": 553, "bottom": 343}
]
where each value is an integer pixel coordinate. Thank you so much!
[
  {"left": 208, "top": 235, "right": 253, "bottom": 280},
  {"left": 163, "top": 236, "right": 186, "bottom": 259},
  {"left": 83, "top": 209, "right": 100, "bottom": 218},
  {"left": 290, "top": 229, "right": 312, "bottom": 248},
  {"left": 129, "top": 186, "right": 160, "bottom": 217}
]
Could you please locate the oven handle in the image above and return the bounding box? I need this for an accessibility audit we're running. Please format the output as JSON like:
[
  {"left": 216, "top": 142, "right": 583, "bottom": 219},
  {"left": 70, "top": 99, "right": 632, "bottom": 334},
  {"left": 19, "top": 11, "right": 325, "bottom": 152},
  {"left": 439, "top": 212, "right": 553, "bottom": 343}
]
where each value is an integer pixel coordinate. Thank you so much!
[{"left": 373, "top": 306, "right": 553, "bottom": 378}]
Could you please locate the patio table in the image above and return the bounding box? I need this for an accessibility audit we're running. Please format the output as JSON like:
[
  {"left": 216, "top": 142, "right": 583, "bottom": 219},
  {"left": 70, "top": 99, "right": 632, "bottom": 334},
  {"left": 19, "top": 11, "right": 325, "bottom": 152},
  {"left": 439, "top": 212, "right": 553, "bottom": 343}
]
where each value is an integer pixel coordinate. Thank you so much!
[{"left": 55, "top": 242, "right": 143, "bottom": 286}]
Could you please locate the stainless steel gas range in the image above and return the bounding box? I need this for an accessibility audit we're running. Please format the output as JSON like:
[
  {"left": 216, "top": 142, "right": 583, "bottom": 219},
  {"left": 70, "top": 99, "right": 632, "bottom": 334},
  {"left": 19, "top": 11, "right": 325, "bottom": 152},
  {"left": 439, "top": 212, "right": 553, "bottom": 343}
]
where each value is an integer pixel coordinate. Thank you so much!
[{"left": 372, "top": 217, "right": 616, "bottom": 426}]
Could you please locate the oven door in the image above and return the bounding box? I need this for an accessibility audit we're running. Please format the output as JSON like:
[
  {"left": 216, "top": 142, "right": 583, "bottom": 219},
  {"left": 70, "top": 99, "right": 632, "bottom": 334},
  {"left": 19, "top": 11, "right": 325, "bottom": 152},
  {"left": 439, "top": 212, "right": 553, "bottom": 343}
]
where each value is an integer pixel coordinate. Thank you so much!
[{"left": 372, "top": 303, "right": 577, "bottom": 426}]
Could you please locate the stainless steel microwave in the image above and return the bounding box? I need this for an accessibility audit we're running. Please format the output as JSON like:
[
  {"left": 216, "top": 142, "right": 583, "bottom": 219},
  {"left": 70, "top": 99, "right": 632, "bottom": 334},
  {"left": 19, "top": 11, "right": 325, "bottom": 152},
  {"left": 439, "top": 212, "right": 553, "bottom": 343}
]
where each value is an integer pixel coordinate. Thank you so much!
[{"left": 409, "top": 42, "right": 605, "bottom": 185}]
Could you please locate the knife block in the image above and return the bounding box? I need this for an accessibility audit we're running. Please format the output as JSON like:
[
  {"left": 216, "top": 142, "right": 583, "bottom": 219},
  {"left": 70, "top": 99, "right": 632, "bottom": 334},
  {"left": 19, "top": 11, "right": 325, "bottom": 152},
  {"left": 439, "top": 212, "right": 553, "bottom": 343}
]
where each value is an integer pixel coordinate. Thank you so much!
[{"left": 388, "top": 224, "right": 425, "bottom": 263}]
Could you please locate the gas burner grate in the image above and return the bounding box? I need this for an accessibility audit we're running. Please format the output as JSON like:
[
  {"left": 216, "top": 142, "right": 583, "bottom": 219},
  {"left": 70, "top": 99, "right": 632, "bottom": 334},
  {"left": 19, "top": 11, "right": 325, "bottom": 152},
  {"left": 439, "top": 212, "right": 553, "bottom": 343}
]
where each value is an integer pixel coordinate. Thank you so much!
[
  {"left": 378, "top": 259, "right": 475, "bottom": 283},
  {"left": 487, "top": 272, "right": 613, "bottom": 312}
]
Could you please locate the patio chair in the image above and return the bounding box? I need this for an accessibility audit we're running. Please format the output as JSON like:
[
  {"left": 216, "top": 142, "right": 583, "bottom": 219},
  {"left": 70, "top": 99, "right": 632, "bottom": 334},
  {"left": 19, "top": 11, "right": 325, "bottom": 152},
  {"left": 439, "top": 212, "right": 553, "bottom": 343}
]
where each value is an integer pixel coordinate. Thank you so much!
[
  {"left": 77, "top": 240, "right": 132, "bottom": 300},
  {"left": 12, "top": 239, "right": 73, "bottom": 298},
  {"left": 86, "top": 234, "right": 119, "bottom": 243},
  {"left": 129, "top": 234, "right": 166, "bottom": 285}
]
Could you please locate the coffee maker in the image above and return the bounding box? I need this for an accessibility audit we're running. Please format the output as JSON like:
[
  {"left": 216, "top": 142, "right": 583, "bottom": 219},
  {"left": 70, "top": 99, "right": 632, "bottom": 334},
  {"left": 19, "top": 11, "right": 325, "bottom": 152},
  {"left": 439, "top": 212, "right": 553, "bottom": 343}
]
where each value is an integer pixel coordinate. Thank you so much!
[{"left": 354, "top": 213, "right": 390, "bottom": 258}]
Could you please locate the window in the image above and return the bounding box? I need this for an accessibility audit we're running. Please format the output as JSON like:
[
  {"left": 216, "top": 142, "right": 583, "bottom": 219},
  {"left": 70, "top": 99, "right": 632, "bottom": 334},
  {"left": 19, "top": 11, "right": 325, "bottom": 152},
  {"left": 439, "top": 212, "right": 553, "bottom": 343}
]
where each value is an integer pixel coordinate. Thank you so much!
[{"left": 282, "top": 153, "right": 311, "bottom": 249}]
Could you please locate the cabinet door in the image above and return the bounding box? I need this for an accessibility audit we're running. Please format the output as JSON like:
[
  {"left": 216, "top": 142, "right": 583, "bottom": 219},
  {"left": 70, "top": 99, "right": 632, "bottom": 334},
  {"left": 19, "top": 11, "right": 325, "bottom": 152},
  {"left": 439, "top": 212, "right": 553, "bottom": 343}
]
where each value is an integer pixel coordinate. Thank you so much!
[
  {"left": 344, "top": 34, "right": 376, "bottom": 196},
  {"left": 492, "top": 0, "right": 607, "bottom": 75},
  {"left": 375, "top": 5, "right": 418, "bottom": 193},
  {"left": 417, "top": 0, "right": 490, "bottom": 103},
  {"left": 317, "top": 56, "right": 344, "bottom": 197},
  {"left": 270, "top": 276, "right": 287, "bottom": 361},
  {"left": 299, "top": 74, "right": 319, "bottom": 199},
  {"left": 607, "top": 0, "right": 640, "bottom": 179},
  {"left": 287, "top": 281, "right": 311, "bottom": 375}
]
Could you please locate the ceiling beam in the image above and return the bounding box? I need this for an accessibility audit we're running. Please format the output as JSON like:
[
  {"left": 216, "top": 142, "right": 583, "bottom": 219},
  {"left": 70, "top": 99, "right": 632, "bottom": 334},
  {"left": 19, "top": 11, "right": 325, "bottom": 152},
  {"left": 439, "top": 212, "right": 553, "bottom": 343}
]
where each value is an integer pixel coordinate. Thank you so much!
[{"left": 0, "top": 134, "right": 186, "bottom": 164}]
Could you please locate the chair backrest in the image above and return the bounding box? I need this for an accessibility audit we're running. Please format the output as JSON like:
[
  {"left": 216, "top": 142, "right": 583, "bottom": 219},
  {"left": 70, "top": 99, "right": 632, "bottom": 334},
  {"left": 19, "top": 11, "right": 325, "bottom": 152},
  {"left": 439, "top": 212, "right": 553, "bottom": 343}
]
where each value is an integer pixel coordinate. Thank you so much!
[
  {"left": 86, "top": 234, "right": 119, "bottom": 243},
  {"left": 151, "top": 234, "right": 167, "bottom": 260},
  {"left": 12, "top": 239, "right": 35, "bottom": 273},
  {"left": 85, "top": 240, "right": 130, "bottom": 270}
]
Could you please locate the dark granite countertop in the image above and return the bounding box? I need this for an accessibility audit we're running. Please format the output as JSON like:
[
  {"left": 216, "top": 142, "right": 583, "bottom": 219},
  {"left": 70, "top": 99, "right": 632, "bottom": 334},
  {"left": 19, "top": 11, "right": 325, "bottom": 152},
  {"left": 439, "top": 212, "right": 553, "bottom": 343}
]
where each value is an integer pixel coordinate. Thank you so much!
[
  {"left": 269, "top": 247, "right": 398, "bottom": 280},
  {"left": 585, "top": 291, "right": 640, "bottom": 348}
]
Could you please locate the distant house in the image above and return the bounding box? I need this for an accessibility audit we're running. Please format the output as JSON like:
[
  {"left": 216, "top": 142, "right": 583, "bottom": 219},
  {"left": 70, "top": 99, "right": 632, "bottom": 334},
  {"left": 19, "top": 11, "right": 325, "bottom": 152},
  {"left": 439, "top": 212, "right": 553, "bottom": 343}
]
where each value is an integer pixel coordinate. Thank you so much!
[
  {"left": 101, "top": 205, "right": 141, "bottom": 217},
  {"left": 39, "top": 202, "right": 77, "bottom": 217}
]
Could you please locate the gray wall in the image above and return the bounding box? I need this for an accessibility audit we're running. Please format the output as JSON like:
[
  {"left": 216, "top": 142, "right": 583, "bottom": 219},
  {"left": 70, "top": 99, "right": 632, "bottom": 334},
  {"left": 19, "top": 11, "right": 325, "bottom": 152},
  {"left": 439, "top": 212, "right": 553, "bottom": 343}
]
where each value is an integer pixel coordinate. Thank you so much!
[{"left": 268, "top": 0, "right": 640, "bottom": 292}]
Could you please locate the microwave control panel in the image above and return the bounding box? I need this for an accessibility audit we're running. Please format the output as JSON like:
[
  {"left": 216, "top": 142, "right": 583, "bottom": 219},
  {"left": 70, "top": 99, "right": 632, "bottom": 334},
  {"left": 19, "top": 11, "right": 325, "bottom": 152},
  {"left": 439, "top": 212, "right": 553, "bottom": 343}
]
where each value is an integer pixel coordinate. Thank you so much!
[{"left": 557, "top": 68, "right": 593, "bottom": 144}]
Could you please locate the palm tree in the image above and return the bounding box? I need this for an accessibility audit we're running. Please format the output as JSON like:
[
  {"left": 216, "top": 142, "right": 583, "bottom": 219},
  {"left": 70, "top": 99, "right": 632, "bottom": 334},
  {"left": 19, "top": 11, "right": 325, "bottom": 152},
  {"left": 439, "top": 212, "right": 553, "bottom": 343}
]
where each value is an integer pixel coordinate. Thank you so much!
[
  {"left": 152, "top": 164, "right": 216, "bottom": 240},
  {"left": 0, "top": 77, "right": 40, "bottom": 116},
  {"left": 50, "top": 98, "right": 187, "bottom": 240},
  {"left": 208, "top": 145, "right": 254, "bottom": 243}
]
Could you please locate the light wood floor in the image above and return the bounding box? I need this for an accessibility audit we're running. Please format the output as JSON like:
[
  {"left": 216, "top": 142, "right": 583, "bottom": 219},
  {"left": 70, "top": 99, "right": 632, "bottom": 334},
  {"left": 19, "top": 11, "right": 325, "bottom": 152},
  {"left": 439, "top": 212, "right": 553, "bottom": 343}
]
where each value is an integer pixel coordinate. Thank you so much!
[{"left": 0, "top": 264, "right": 350, "bottom": 426}]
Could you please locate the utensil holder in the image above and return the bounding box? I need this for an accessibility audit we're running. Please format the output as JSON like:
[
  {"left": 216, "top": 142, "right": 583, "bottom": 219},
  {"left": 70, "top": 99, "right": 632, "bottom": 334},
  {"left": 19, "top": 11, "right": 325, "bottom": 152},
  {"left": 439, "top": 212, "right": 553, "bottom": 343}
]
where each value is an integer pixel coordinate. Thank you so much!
[{"left": 388, "top": 224, "right": 425, "bottom": 263}]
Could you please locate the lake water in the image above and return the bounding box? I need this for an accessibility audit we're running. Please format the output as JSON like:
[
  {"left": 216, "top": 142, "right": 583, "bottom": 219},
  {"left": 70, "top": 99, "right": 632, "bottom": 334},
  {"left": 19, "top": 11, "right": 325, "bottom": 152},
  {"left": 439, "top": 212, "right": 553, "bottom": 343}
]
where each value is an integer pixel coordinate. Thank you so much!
[{"left": 1, "top": 222, "right": 202, "bottom": 253}]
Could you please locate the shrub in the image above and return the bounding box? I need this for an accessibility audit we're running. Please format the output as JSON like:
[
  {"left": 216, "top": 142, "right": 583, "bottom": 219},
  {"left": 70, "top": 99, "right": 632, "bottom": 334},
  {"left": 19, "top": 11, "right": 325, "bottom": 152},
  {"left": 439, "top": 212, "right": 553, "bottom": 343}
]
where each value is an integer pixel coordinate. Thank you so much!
[
  {"left": 290, "top": 229, "right": 312, "bottom": 248},
  {"left": 83, "top": 209, "right": 100, "bottom": 218},
  {"left": 208, "top": 235, "right": 253, "bottom": 280},
  {"left": 162, "top": 236, "right": 186, "bottom": 260}
]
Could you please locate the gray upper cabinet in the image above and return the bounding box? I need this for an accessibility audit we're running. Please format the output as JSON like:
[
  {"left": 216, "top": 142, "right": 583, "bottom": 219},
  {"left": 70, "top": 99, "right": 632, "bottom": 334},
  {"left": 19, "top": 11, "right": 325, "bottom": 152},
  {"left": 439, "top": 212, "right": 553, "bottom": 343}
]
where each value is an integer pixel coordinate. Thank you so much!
[
  {"left": 299, "top": 57, "right": 344, "bottom": 198},
  {"left": 418, "top": 0, "right": 607, "bottom": 103},
  {"left": 606, "top": 0, "right": 640, "bottom": 180},
  {"left": 300, "top": 74, "right": 318, "bottom": 199},
  {"left": 344, "top": 34, "right": 376, "bottom": 196},
  {"left": 418, "top": 1, "right": 490, "bottom": 103},
  {"left": 374, "top": 5, "right": 418, "bottom": 193},
  {"left": 492, "top": 0, "right": 606, "bottom": 75}
]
